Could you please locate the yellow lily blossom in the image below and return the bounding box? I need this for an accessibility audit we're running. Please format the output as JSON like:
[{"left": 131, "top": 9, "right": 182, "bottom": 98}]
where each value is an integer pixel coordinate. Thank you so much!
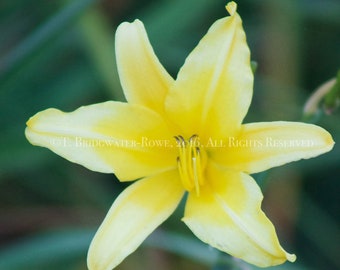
[{"left": 25, "top": 2, "right": 334, "bottom": 269}]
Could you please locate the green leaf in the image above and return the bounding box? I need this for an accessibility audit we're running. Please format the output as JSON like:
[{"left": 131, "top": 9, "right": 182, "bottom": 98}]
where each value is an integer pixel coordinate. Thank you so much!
[
  {"left": 323, "top": 69, "right": 340, "bottom": 114},
  {"left": 0, "top": 228, "right": 94, "bottom": 270}
]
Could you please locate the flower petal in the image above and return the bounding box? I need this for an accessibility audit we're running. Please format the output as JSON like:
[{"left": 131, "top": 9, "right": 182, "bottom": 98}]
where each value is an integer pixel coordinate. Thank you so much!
[
  {"left": 116, "top": 19, "right": 174, "bottom": 113},
  {"left": 25, "top": 101, "right": 177, "bottom": 180},
  {"left": 165, "top": 2, "right": 253, "bottom": 139},
  {"left": 183, "top": 162, "right": 296, "bottom": 267},
  {"left": 211, "top": 121, "right": 334, "bottom": 174},
  {"left": 87, "top": 169, "right": 184, "bottom": 270}
]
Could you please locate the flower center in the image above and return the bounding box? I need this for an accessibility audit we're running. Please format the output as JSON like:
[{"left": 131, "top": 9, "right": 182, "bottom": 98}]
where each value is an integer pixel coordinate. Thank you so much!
[{"left": 174, "top": 135, "right": 205, "bottom": 195}]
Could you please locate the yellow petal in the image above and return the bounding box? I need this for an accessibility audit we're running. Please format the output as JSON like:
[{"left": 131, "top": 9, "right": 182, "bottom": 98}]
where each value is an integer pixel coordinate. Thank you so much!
[
  {"left": 25, "top": 101, "right": 177, "bottom": 180},
  {"left": 183, "top": 162, "right": 296, "bottom": 267},
  {"left": 211, "top": 121, "right": 334, "bottom": 174},
  {"left": 116, "top": 19, "right": 174, "bottom": 113},
  {"left": 87, "top": 169, "right": 184, "bottom": 270},
  {"left": 165, "top": 2, "right": 253, "bottom": 139}
]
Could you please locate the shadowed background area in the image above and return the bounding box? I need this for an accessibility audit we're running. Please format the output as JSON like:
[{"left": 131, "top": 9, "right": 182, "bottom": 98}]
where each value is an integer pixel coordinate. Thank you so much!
[{"left": 0, "top": 0, "right": 339, "bottom": 269}]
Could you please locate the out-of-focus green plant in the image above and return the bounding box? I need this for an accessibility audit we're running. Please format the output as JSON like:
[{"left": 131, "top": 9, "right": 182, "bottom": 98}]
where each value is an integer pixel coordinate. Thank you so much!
[
  {"left": 303, "top": 70, "right": 340, "bottom": 122},
  {"left": 324, "top": 70, "right": 340, "bottom": 113}
]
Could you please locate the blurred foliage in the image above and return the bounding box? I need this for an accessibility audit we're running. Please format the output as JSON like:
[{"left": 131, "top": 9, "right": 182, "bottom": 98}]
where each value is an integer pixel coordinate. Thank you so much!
[
  {"left": 0, "top": 0, "right": 339, "bottom": 269},
  {"left": 323, "top": 70, "right": 340, "bottom": 113}
]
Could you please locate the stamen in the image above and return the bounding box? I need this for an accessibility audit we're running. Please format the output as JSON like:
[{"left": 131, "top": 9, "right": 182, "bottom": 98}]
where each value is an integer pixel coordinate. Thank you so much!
[
  {"left": 191, "top": 151, "right": 200, "bottom": 195},
  {"left": 195, "top": 148, "right": 204, "bottom": 186},
  {"left": 175, "top": 135, "right": 204, "bottom": 195}
]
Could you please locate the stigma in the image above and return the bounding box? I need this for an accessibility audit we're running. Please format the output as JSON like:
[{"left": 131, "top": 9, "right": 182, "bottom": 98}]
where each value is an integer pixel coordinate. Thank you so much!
[{"left": 174, "top": 135, "right": 205, "bottom": 195}]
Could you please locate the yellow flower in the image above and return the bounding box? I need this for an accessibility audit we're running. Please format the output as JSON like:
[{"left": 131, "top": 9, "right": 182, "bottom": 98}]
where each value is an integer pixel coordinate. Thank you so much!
[{"left": 25, "top": 2, "right": 334, "bottom": 269}]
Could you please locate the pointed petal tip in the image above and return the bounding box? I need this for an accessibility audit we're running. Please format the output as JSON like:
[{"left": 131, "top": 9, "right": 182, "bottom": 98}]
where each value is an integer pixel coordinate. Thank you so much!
[
  {"left": 25, "top": 110, "right": 43, "bottom": 128},
  {"left": 25, "top": 108, "right": 55, "bottom": 143},
  {"left": 26, "top": 116, "right": 33, "bottom": 127},
  {"left": 226, "top": 1, "right": 237, "bottom": 16},
  {"left": 116, "top": 19, "right": 143, "bottom": 34},
  {"left": 319, "top": 125, "right": 335, "bottom": 152},
  {"left": 287, "top": 253, "right": 297, "bottom": 263},
  {"left": 87, "top": 247, "right": 120, "bottom": 270},
  {"left": 329, "top": 134, "right": 335, "bottom": 147}
]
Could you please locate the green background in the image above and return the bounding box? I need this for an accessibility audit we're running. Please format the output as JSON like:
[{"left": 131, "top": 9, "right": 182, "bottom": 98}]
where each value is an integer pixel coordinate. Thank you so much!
[{"left": 1, "top": 0, "right": 339, "bottom": 269}]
